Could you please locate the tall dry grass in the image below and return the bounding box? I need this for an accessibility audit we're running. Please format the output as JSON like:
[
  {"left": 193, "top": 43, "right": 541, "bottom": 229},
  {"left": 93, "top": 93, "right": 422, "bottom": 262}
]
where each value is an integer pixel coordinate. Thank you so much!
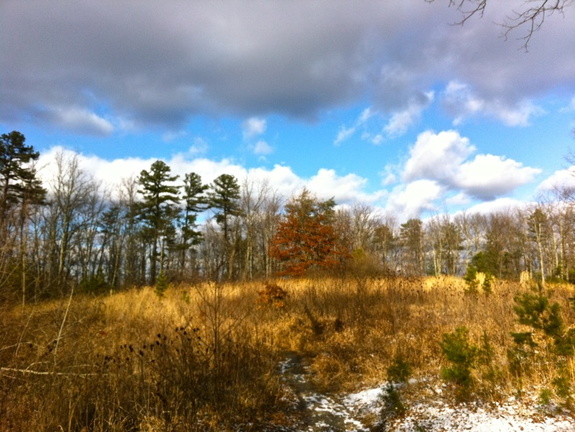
[{"left": 1, "top": 276, "right": 574, "bottom": 430}]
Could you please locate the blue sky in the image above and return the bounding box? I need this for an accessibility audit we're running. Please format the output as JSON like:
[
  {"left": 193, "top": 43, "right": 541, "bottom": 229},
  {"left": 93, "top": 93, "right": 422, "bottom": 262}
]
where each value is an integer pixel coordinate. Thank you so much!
[{"left": 1, "top": 0, "right": 575, "bottom": 220}]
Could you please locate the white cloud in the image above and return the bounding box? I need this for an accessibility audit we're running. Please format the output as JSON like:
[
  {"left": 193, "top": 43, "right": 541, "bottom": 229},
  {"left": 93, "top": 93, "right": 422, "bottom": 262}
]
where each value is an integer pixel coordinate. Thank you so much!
[
  {"left": 445, "top": 192, "right": 471, "bottom": 207},
  {"left": 336, "top": 96, "right": 433, "bottom": 146},
  {"left": 334, "top": 126, "right": 356, "bottom": 146},
  {"left": 403, "top": 130, "right": 474, "bottom": 183},
  {"left": 242, "top": 117, "right": 267, "bottom": 139},
  {"left": 162, "top": 130, "right": 187, "bottom": 142},
  {"left": 333, "top": 107, "right": 373, "bottom": 146},
  {"left": 386, "top": 180, "right": 444, "bottom": 219},
  {"left": 402, "top": 130, "right": 540, "bottom": 201},
  {"left": 465, "top": 197, "right": 529, "bottom": 215},
  {"left": 188, "top": 137, "right": 209, "bottom": 155},
  {"left": 456, "top": 154, "right": 541, "bottom": 200},
  {"left": 253, "top": 140, "right": 273, "bottom": 155},
  {"left": 384, "top": 91, "right": 434, "bottom": 137},
  {"left": 307, "top": 168, "right": 385, "bottom": 205},
  {"left": 246, "top": 165, "right": 305, "bottom": 197},
  {"left": 382, "top": 173, "right": 396, "bottom": 186},
  {"left": 369, "top": 133, "right": 384, "bottom": 145},
  {"left": 38, "top": 146, "right": 242, "bottom": 198},
  {"left": 537, "top": 167, "right": 575, "bottom": 194},
  {"left": 42, "top": 106, "right": 114, "bottom": 136},
  {"left": 442, "top": 81, "right": 544, "bottom": 126},
  {"left": 37, "top": 146, "right": 385, "bottom": 206},
  {"left": 560, "top": 97, "right": 575, "bottom": 113}
]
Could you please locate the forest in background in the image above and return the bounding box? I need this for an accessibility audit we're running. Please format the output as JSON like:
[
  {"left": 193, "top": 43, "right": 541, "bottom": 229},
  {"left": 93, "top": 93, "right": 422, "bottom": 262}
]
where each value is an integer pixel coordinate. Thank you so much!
[
  {"left": 3, "top": 130, "right": 575, "bottom": 430},
  {"left": 1, "top": 130, "right": 575, "bottom": 304}
]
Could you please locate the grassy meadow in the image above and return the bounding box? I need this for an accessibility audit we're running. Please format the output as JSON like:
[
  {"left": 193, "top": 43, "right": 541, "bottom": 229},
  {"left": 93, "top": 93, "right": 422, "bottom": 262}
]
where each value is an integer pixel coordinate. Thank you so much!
[{"left": 1, "top": 276, "right": 574, "bottom": 431}]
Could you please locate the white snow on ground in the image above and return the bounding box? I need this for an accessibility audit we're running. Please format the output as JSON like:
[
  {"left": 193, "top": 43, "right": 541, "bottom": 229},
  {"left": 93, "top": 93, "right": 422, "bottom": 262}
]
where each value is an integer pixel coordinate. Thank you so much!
[
  {"left": 302, "top": 392, "right": 369, "bottom": 431},
  {"left": 342, "top": 386, "right": 575, "bottom": 431},
  {"left": 278, "top": 355, "right": 575, "bottom": 431}
]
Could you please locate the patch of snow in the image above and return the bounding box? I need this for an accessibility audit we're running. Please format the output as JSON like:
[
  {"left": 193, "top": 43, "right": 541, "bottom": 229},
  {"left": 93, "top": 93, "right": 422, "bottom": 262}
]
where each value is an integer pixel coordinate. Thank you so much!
[
  {"left": 277, "top": 354, "right": 574, "bottom": 431},
  {"left": 341, "top": 385, "right": 575, "bottom": 432},
  {"left": 345, "top": 387, "right": 384, "bottom": 406},
  {"left": 387, "top": 402, "right": 574, "bottom": 432}
]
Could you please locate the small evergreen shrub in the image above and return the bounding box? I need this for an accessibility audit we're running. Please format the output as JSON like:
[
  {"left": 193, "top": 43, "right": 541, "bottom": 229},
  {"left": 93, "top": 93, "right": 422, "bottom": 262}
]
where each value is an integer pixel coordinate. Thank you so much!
[
  {"left": 464, "top": 265, "right": 480, "bottom": 295},
  {"left": 155, "top": 272, "right": 169, "bottom": 298},
  {"left": 387, "top": 354, "right": 412, "bottom": 383},
  {"left": 464, "top": 265, "right": 493, "bottom": 295},
  {"left": 440, "top": 326, "right": 478, "bottom": 400},
  {"left": 381, "top": 354, "right": 412, "bottom": 421},
  {"left": 539, "top": 388, "right": 553, "bottom": 406},
  {"left": 509, "top": 283, "right": 575, "bottom": 406},
  {"left": 482, "top": 273, "right": 493, "bottom": 295}
]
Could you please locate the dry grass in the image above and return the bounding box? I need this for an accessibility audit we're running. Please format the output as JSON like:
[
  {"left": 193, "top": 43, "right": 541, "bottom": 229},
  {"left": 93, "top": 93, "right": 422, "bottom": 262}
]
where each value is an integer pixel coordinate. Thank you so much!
[{"left": 1, "top": 276, "right": 574, "bottom": 430}]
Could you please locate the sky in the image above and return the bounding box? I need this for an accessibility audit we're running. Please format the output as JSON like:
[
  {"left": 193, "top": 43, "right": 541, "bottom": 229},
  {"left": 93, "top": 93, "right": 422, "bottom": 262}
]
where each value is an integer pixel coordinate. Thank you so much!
[{"left": 1, "top": 0, "right": 575, "bottom": 221}]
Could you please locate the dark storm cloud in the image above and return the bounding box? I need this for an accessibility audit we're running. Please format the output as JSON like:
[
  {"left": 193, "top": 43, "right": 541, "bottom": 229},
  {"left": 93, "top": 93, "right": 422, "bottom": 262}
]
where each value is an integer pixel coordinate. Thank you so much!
[{"left": 1, "top": 0, "right": 574, "bottom": 133}]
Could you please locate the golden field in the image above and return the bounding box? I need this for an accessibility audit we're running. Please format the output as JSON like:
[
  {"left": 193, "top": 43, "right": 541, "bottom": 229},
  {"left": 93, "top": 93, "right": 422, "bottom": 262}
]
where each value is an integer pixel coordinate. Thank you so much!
[{"left": 1, "top": 276, "right": 574, "bottom": 431}]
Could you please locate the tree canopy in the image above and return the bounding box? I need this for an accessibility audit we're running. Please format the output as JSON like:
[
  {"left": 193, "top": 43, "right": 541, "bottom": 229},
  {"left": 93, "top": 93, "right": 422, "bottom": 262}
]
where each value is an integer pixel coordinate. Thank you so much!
[
  {"left": 270, "top": 189, "right": 348, "bottom": 277},
  {"left": 0, "top": 131, "right": 45, "bottom": 225},
  {"left": 3, "top": 130, "right": 575, "bottom": 302},
  {"left": 136, "top": 160, "right": 181, "bottom": 284}
]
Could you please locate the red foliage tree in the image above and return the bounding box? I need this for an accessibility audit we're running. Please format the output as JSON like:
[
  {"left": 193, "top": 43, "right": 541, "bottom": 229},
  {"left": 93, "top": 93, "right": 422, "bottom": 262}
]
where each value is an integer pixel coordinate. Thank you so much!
[{"left": 270, "top": 189, "right": 350, "bottom": 276}]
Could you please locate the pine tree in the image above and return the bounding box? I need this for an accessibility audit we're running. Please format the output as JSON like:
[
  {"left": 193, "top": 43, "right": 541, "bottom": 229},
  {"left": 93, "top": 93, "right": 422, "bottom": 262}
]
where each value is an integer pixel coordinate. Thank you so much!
[
  {"left": 136, "top": 160, "right": 181, "bottom": 284},
  {"left": 0, "top": 131, "right": 46, "bottom": 225},
  {"left": 178, "top": 172, "right": 209, "bottom": 273},
  {"left": 207, "top": 174, "right": 241, "bottom": 279},
  {"left": 0, "top": 131, "right": 46, "bottom": 304},
  {"left": 208, "top": 174, "right": 241, "bottom": 243}
]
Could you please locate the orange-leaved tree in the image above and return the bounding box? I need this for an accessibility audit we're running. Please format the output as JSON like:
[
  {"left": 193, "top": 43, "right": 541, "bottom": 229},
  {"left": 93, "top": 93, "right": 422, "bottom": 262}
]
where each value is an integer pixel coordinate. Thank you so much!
[{"left": 270, "top": 189, "right": 349, "bottom": 276}]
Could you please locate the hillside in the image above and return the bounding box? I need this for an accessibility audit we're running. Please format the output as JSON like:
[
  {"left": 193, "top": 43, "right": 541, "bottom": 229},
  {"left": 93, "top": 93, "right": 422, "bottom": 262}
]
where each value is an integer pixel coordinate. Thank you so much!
[{"left": 1, "top": 276, "right": 574, "bottom": 431}]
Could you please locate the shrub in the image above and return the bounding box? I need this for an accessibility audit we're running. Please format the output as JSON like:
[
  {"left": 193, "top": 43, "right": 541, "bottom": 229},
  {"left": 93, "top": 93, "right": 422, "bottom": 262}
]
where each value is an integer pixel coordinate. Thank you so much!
[
  {"left": 509, "top": 282, "right": 575, "bottom": 405},
  {"left": 155, "top": 272, "right": 169, "bottom": 297},
  {"left": 513, "top": 289, "right": 564, "bottom": 338},
  {"left": 440, "top": 326, "right": 478, "bottom": 399},
  {"left": 387, "top": 354, "right": 412, "bottom": 383},
  {"left": 257, "top": 283, "right": 288, "bottom": 309},
  {"left": 464, "top": 265, "right": 480, "bottom": 295},
  {"left": 381, "top": 354, "right": 412, "bottom": 420}
]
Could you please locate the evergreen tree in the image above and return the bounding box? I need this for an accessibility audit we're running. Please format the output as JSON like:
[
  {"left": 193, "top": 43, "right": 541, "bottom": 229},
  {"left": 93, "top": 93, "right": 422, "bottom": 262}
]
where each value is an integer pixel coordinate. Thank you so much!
[
  {"left": 0, "top": 131, "right": 46, "bottom": 303},
  {"left": 208, "top": 174, "right": 241, "bottom": 242},
  {"left": 136, "top": 160, "right": 181, "bottom": 284},
  {"left": 0, "top": 131, "right": 46, "bottom": 225},
  {"left": 178, "top": 172, "right": 209, "bottom": 274},
  {"left": 207, "top": 174, "right": 241, "bottom": 279}
]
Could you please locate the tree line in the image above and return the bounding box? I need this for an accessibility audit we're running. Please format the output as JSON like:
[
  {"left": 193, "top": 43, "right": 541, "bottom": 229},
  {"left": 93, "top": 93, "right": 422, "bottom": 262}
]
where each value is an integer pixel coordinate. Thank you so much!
[{"left": 1, "top": 131, "right": 574, "bottom": 303}]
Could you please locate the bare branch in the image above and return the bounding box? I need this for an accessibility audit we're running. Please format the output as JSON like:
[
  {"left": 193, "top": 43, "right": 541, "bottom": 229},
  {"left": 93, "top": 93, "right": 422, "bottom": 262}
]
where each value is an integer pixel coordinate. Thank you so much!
[
  {"left": 0, "top": 366, "right": 102, "bottom": 377},
  {"left": 503, "top": 0, "right": 573, "bottom": 49},
  {"left": 425, "top": 0, "right": 488, "bottom": 24},
  {"left": 428, "top": 0, "right": 574, "bottom": 49}
]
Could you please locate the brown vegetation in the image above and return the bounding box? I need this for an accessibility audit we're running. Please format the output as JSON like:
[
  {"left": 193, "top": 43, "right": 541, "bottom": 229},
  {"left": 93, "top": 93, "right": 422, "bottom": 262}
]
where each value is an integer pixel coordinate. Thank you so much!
[{"left": 2, "top": 276, "right": 574, "bottom": 431}]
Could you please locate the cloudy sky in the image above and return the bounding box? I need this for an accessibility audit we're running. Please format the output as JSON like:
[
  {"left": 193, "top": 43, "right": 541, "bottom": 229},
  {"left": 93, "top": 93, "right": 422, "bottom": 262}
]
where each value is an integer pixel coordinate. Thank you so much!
[{"left": 1, "top": 0, "right": 575, "bottom": 219}]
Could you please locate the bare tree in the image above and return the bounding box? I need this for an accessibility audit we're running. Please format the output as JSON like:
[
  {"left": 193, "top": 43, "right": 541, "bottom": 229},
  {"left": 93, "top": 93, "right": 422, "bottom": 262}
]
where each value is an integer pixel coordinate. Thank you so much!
[
  {"left": 427, "top": 214, "right": 463, "bottom": 276},
  {"left": 237, "top": 178, "right": 282, "bottom": 280},
  {"left": 40, "top": 152, "right": 101, "bottom": 294},
  {"left": 372, "top": 215, "right": 399, "bottom": 274}
]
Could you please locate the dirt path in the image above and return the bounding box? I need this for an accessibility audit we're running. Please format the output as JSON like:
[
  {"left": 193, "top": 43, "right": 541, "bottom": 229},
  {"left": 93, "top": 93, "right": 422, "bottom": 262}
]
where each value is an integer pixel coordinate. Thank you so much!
[{"left": 278, "top": 352, "right": 372, "bottom": 432}]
